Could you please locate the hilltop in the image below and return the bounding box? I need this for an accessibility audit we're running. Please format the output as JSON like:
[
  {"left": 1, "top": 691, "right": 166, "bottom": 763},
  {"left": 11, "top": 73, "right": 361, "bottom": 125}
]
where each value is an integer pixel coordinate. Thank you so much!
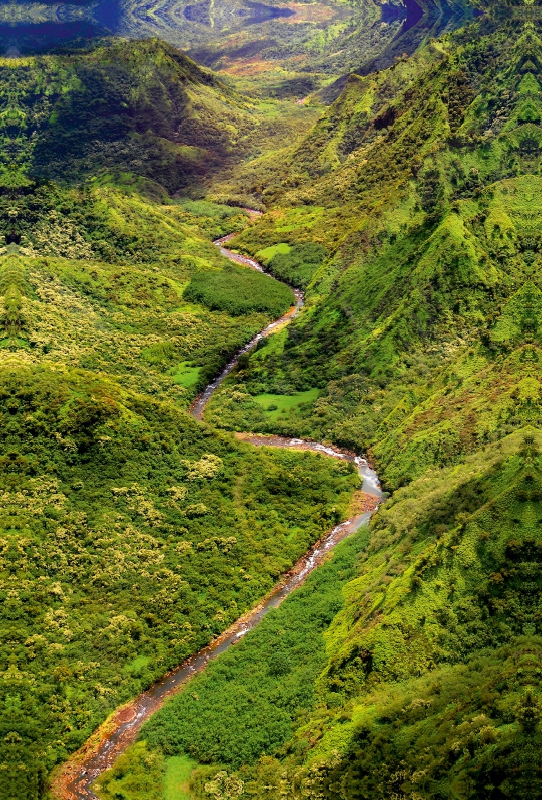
[{"left": 1, "top": 38, "right": 258, "bottom": 194}]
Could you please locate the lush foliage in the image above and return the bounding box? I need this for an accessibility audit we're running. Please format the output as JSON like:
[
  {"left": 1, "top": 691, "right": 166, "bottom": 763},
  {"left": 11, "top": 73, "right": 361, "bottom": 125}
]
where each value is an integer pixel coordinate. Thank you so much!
[
  {"left": 101, "top": 6, "right": 542, "bottom": 800},
  {"left": 0, "top": 35, "right": 361, "bottom": 800},
  {"left": 183, "top": 264, "right": 293, "bottom": 317},
  {"left": 96, "top": 523, "right": 371, "bottom": 796},
  {"left": 0, "top": 200, "right": 290, "bottom": 407},
  {"left": 0, "top": 39, "right": 257, "bottom": 194},
  {"left": 0, "top": 362, "right": 356, "bottom": 800},
  {"left": 4, "top": 1, "right": 542, "bottom": 799}
]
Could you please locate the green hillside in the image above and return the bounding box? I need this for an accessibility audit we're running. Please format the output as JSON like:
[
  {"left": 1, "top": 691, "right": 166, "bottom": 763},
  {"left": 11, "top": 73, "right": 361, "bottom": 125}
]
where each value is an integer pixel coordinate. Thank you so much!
[
  {"left": 0, "top": 38, "right": 258, "bottom": 193},
  {"left": 0, "top": 359, "right": 356, "bottom": 800},
  {"left": 93, "top": 4, "right": 542, "bottom": 800},
  {"left": 205, "top": 10, "right": 542, "bottom": 482},
  {"left": 0, "top": 35, "right": 360, "bottom": 800}
]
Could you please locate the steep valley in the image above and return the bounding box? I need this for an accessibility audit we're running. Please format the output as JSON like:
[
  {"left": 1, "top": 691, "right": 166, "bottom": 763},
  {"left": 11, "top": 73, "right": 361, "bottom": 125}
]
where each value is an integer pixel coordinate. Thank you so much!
[
  {"left": 96, "top": 5, "right": 542, "bottom": 800},
  {"left": 0, "top": 1, "right": 542, "bottom": 800}
]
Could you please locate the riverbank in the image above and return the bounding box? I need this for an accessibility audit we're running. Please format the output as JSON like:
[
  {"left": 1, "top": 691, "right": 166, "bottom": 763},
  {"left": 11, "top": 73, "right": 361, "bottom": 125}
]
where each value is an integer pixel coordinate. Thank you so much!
[{"left": 51, "top": 225, "right": 382, "bottom": 800}]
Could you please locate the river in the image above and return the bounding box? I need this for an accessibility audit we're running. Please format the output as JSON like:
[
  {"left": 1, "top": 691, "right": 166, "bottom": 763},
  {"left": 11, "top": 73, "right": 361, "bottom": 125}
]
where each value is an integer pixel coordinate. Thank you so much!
[{"left": 52, "top": 228, "right": 382, "bottom": 800}]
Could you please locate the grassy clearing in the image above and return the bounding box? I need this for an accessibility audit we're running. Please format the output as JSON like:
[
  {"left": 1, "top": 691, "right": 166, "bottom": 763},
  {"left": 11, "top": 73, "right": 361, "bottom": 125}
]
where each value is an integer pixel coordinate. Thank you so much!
[
  {"left": 253, "top": 388, "right": 320, "bottom": 421},
  {"left": 171, "top": 363, "right": 202, "bottom": 389},
  {"left": 123, "top": 655, "right": 152, "bottom": 677},
  {"left": 163, "top": 755, "right": 197, "bottom": 800},
  {"left": 256, "top": 242, "right": 291, "bottom": 261}
]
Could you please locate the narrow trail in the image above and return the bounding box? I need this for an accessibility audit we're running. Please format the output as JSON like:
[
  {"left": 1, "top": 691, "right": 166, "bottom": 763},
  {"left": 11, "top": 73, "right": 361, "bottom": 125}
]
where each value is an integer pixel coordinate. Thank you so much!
[{"left": 52, "top": 227, "right": 383, "bottom": 800}]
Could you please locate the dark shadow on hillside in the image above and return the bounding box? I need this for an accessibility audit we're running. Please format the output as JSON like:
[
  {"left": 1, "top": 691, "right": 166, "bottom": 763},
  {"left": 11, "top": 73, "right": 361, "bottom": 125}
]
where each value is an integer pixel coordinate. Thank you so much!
[
  {"left": 359, "top": 0, "right": 479, "bottom": 75},
  {"left": 0, "top": 0, "right": 116, "bottom": 52}
]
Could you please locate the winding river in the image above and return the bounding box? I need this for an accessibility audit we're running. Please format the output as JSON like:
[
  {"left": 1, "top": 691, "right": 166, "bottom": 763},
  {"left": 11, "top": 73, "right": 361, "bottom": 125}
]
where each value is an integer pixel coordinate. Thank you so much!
[{"left": 53, "top": 228, "right": 382, "bottom": 800}]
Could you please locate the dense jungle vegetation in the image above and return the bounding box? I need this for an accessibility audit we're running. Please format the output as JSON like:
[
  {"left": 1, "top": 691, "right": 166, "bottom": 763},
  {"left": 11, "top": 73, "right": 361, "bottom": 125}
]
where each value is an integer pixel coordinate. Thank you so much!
[
  {"left": 3, "top": 0, "right": 542, "bottom": 799},
  {"left": 92, "top": 2, "right": 542, "bottom": 800},
  {"left": 0, "top": 31, "right": 362, "bottom": 800}
]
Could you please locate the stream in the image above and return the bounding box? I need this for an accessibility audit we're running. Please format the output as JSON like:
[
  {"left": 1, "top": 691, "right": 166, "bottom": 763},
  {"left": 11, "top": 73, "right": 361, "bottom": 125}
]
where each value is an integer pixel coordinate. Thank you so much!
[
  {"left": 190, "top": 234, "right": 304, "bottom": 421},
  {"left": 53, "top": 230, "right": 383, "bottom": 800}
]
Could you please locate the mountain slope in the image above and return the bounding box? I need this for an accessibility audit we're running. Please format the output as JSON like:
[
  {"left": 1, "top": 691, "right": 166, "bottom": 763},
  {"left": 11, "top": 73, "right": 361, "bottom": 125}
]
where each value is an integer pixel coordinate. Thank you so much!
[
  {"left": 0, "top": 36, "right": 360, "bottom": 800},
  {"left": 2, "top": 38, "right": 256, "bottom": 194},
  {"left": 205, "top": 12, "right": 541, "bottom": 481},
  {"left": 100, "top": 7, "right": 542, "bottom": 800}
]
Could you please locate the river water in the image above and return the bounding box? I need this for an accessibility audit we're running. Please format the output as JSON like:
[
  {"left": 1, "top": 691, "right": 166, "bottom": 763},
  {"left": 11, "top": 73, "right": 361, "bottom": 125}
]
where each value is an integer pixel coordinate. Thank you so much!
[
  {"left": 190, "top": 234, "right": 304, "bottom": 421},
  {"left": 54, "top": 231, "right": 382, "bottom": 800}
]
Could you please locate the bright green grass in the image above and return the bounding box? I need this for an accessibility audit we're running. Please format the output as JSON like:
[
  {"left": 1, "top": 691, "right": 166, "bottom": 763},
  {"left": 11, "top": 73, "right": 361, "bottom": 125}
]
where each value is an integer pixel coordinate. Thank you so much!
[
  {"left": 253, "top": 388, "right": 320, "bottom": 420},
  {"left": 254, "top": 100, "right": 285, "bottom": 120},
  {"left": 171, "top": 362, "right": 201, "bottom": 389},
  {"left": 252, "top": 328, "right": 288, "bottom": 360},
  {"left": 163, "top": 755, "right": 197, "bottom": 800},
  {"left": 123, "top": 654, "right": 151, "bottom": 676},
  {"left": 256, "top": 242, "right": 291, "bottom": 262},
  {"left": 175, "top": 199, "right": 244, "bottom": 222}
]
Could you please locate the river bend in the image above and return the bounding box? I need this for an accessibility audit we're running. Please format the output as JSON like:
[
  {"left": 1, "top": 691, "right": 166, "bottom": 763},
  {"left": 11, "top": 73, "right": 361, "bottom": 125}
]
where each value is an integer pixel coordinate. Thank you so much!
[{"left": 53, "top": 229, "right": 382, "bottom": 800}]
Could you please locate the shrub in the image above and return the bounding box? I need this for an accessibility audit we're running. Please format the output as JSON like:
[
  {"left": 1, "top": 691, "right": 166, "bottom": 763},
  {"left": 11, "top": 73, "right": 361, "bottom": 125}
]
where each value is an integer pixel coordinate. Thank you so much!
[{"left": 184, "top": 265, "right": 294, "bottom": 317}]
